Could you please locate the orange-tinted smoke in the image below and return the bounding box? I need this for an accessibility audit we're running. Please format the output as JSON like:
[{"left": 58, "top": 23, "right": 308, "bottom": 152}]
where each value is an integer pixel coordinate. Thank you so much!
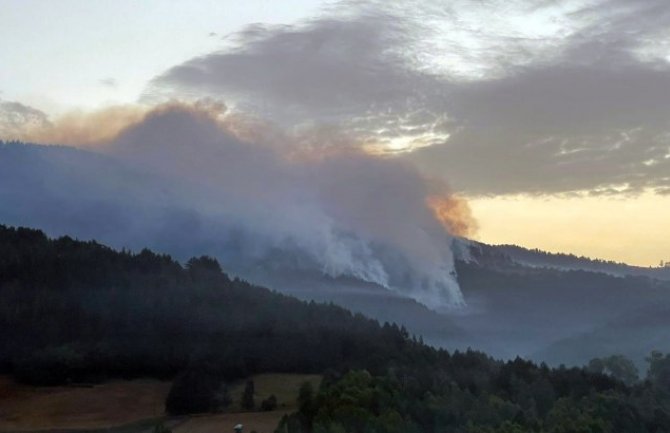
[
  {"left": 15, "top": 99, "right": 479, "bottom": 241},
  {"left": 426, "top": 194, "right": 478, "bottom": 238},
  {"left": 19, "top": 99, "right": 228, "bottom": 148},
  {"left": 22, "top": 105, "right": 147, "bottom": 147}
]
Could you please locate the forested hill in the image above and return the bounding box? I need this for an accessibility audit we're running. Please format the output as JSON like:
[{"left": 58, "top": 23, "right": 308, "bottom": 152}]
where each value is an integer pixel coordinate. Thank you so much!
[
  {"left": 461, "top": 240, "right": 670, "bottom": 281},
  {"left": 0, "top": 224, "right": 424, "bottom": 384},
  {"left": 3, "top": 224, "right": 670, "bottom": 432}
]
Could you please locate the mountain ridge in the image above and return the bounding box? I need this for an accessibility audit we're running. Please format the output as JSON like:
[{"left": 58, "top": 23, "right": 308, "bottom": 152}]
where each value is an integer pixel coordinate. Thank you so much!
[{"left": 453, "top": 237, "right": 670, "bottom": 281}]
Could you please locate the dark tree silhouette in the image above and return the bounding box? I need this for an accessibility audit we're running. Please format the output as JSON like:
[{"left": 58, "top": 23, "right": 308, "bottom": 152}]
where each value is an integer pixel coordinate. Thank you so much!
[{"left": 241, "top": 380, "right": 255, "bottom": 411}]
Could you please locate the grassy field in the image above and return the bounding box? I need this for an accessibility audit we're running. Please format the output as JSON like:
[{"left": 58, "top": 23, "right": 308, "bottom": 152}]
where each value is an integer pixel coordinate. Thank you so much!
[
  {"left": 228, "top": 373, "right": 322, "bottom": 411},
  {"left": 174, "top": 373, "right": 322, "bottom": 433},
  {"left": 0, "top": 376, "right": 170, "bottom": 432},
  {"left": 0, "top": 374, "right": 321, "bottom": 433}
]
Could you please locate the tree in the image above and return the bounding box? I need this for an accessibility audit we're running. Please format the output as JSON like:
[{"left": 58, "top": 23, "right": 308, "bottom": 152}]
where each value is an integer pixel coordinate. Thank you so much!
[
  {"left": 186, "top": 255, "right": 222, "bottom": 274},
  {"left": 166, "top": 370, "right": 221, "bottom": 415},
  {"left": 647, "top": 351, "right": 670, "bottom": 393},
  {"left": 213, "top": 383, "right": 233, "bottom": 412},
  {"left": 261, "top": 394, "right": 278, "bottom": 411},
  {"left": 298, "top": 381, "right": 314, "bottom": 413},
  {"left": 242, "top": 379, "right": 255, "bottom": 410},
  {"left": 298, "top": 381, "right": 316, "bottom": 431},
  {"left": 587, "top": 355, "right": 639, "bottom": 385},
  {"left": 152, "top": 422, "right": 172, "bottom": 433}
]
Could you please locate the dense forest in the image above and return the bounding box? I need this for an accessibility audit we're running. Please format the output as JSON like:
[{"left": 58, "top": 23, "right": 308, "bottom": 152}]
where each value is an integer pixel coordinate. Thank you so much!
[
  {"left": 2, "top": 224, "right": 670, "bottom": 431},
  {"left": 279, "top": 355, "right": 670, "bottom": 433},
  {"left": 0, "top": 224, "right": 424, "bottom": 384}
]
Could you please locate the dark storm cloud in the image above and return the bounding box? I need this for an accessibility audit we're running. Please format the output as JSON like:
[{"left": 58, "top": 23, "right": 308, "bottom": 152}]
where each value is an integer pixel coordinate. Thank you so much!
[{"left": 146, "top": 0, "right": 670, "bottom": 195}]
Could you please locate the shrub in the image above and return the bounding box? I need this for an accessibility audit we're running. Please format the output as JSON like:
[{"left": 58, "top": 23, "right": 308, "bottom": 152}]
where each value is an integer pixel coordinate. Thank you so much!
[
  {"left": 241, "top": 379, "right": 255, "bottom": 410},
  {"left": 261, "top": 394, "right": 278, "bottom": 411}
]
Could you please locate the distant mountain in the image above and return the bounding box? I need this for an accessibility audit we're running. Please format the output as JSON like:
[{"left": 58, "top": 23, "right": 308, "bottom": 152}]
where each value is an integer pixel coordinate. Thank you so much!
[
  {"left": 0, "top": 140, "right": 462, "bottom": 344},
  {"left": 0, "top": 141, "right": 172, "bottom": 244},
  {"left": 248, "top": 269, "right": 464, "bottom": 347},
  {"left": 3, "top": 140, "right": 670, "bottom": 367},
  {"left": 450, "top": 239, "right": 670, "bottom": 363},
  {"left": 534, "top": 303, "right": 670, "bottom": 368},
  {"left": 454, "top": 237, "right": 670, "bottom": 281}
]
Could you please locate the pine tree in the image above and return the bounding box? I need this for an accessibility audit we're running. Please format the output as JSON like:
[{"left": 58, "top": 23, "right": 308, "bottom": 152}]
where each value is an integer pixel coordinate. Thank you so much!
[{"left": 241, "top": 379, "right": 255, "bottom": 410}]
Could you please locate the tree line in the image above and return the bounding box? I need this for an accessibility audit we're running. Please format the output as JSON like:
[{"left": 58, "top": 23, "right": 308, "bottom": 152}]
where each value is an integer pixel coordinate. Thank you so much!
[
  {"left": 278, "top": 352, "right": 670, "bottom": 433},
  {"left": 1, "top": 224, "right": 670, "bottom": 431}
]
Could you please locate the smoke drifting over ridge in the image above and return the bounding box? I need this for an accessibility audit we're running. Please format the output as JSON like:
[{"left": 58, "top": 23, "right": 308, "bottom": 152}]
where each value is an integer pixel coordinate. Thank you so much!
[
  {"left": 3, "top": 101, "right": 474, "bottom": 309},
  {"left": 22, "top": 105, "right": 147, "bottom": 147}
]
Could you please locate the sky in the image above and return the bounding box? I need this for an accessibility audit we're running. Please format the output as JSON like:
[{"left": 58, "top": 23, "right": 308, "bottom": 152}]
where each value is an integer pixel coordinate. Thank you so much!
[
  {"left": 0, "top": 0, "right": 328, "bottom": 112},
  {"left": 1, "top": 0, "right": 669, "bottom": 266}
]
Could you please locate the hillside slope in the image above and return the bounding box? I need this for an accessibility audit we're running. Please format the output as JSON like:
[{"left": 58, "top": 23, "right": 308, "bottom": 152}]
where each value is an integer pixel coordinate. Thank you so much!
[
  {"left": 455, "top": 238, "right": 670, "bottom": 281},
  {"left": 3, "top": 225, "right": 670, "bottom": 432},
  {"left": 451, "top": 251, "right": 670, "bottom": 363},
  {"left": 0, "top": 224, "right": 425, "bottom": 386}
]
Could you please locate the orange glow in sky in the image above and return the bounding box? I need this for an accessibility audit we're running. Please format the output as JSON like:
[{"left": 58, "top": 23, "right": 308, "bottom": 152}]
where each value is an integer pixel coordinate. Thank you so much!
[{"left": 469, "top": 192, "right": 670, "bottom": 267}]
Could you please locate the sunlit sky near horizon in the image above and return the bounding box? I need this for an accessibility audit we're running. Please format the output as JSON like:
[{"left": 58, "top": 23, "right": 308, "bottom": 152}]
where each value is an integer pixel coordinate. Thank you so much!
[
  {"left": 469, "top": 193, "right": 670, "bottom": 267},
  {"left": 1, "top": 0, "right": 669, "bottom": 266}
]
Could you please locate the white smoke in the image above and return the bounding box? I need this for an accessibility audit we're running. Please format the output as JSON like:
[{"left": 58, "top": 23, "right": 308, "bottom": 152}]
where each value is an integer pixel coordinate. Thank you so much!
[
  {"left": 1, "top": 101, "right": 471, "bottom": 309},
  {"left": 105, "top": 103, "right": 465, "bottom": 308}
]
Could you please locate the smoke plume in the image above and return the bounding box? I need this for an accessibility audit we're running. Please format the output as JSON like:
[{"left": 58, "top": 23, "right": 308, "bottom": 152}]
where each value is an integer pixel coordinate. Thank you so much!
[
  {"left": 426, "top": 195, "right": 478, "bottom": 239},
  {"left": 14, "top": 105, "right": 146, "bottom": 147},
  {"left": 2, "top": 101, "right": 476, "bottom": 309}
]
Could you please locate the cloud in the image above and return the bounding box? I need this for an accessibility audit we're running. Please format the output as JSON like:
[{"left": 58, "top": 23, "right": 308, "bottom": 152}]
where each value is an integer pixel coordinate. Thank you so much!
[
  {"left": 145, "top": 8, "right": 451, "bottom": 153},
  {"left": 411, "top": 0, "right": 670, "bottom": 195},
  {"left": 99, "top": 77, "right": 118, "bottom": 88},
  {"left": 0, "top": 99, "right": 50, "bottom": 140},
  {"left": 411, "top": 63, "right": 670, "bottom": 195},
  {"left": 146, "top": 0, "right": 670, "bottom": 196}
]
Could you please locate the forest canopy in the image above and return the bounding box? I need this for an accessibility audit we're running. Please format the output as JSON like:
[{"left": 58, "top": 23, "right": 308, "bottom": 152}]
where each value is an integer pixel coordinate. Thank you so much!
[{"left": 1, "top": 224, "right": 670, "bottom": 431}]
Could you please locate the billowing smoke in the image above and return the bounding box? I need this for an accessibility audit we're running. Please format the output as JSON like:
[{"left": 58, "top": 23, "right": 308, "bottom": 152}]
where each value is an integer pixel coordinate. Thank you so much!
[
  {"left": 426, "top": 194, "right": 478, "bottom": 239},
  {"left": 14, "top": 104, "right": 148, "bottom": 147},
  {"left": 33, "top": 106, "right": 147, "bottom": 147},
  {"left": 2, "top": 101, "right": 475, "bottom": 309}
]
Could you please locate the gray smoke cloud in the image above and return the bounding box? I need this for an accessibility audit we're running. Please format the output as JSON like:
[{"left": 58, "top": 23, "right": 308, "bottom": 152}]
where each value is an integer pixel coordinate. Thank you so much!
[
  {"left": 107, "top": 103, "right": 466, "bottom": 307},
  {"left": 0, "top": 102, "right": 473, "bottom": 309}
]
